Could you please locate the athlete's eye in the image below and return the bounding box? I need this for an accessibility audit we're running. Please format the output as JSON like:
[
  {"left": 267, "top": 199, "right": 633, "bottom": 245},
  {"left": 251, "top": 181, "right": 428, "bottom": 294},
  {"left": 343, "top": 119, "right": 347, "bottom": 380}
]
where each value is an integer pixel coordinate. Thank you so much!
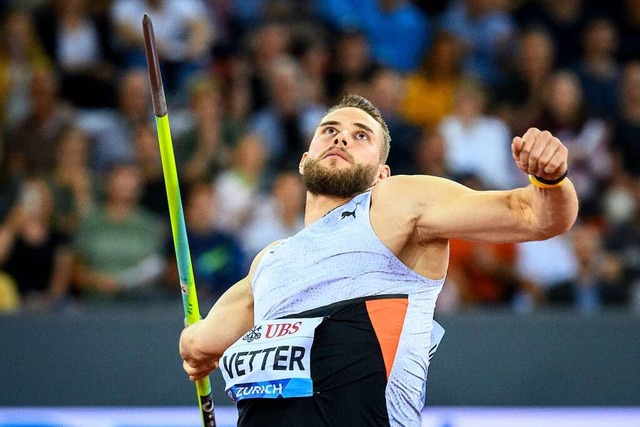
[
  {"left": 356, "top": 131, "right": 369, "bottom": 140},
  {"left": 323, "top": 127, "right": 338, "bottom": 135}
]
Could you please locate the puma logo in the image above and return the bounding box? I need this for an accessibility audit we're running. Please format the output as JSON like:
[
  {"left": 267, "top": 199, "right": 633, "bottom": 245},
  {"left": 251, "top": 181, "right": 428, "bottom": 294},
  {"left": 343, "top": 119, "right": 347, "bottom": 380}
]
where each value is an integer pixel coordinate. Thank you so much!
[{"left": 341, "top": 203, "right": 360, "bottom": 220}]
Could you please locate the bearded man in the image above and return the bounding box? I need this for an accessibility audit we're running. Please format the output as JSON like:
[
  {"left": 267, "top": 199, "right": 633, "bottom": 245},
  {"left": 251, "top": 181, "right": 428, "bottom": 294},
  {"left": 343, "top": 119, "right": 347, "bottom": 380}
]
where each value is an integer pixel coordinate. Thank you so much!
[{"left": 179, "top": 94, "right": 578, "bottom": 427}]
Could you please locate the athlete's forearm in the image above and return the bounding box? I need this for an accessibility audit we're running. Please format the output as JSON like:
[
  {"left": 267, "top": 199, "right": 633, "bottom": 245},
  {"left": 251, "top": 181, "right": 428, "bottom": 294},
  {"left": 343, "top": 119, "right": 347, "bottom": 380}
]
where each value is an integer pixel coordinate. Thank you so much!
[
  {"left": 180, "top": 279, "right": 254, "bottom": 365},
  {"left": 520, "top": 178, "right": 579, "bottom": 238}
]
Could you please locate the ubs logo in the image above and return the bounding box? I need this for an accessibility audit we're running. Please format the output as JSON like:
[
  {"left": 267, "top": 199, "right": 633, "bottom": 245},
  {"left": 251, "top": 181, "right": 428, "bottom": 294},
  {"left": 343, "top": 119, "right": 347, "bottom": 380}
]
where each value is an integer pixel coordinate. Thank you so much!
[
  {"left": 265, "top": 321, "right": 302, "bottom": 338},
  {"left": 242, "top": 325, "right": 262, "bottom": 343}
]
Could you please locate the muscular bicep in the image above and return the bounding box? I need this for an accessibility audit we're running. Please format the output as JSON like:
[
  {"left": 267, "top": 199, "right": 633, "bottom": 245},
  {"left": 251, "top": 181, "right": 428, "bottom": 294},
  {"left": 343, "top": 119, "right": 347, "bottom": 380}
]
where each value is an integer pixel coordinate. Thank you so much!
[
  {"left": 378, "top": 175, "right": 540, "bottom": 244},
  {"left": 423, "top": 185, "right": 538, "bottom": 242}
]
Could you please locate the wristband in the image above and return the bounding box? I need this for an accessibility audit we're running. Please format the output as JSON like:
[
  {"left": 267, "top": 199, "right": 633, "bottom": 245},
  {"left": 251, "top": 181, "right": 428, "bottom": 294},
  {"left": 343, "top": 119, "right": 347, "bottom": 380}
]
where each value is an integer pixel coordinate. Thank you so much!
[{"left": 529, "top": 170, "right": 568, "bottom": 189}]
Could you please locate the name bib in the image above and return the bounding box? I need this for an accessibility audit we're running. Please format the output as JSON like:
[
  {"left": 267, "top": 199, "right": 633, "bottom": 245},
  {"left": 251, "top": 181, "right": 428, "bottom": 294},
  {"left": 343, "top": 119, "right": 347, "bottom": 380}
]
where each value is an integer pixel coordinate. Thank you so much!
[{"left": 220, "top": 317, "right": 324, "bottom": 402}]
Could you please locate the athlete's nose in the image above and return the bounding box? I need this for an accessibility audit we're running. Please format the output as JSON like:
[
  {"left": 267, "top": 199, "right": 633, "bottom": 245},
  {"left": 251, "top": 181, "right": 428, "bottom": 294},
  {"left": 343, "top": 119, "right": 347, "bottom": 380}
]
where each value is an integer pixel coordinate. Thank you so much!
[
  {"left": 332, "top": 138, "right": 347, "bottom": 146},
  {"left": 333, "top": 131, "right": 348, "bottom": 147}
]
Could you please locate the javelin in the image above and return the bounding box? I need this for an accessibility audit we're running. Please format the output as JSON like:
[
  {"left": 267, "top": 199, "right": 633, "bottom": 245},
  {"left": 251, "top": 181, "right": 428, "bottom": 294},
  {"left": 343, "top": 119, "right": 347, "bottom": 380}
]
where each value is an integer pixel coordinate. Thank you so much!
[{"left": 142, "top": 14, "right": 216, "bottom": 427}]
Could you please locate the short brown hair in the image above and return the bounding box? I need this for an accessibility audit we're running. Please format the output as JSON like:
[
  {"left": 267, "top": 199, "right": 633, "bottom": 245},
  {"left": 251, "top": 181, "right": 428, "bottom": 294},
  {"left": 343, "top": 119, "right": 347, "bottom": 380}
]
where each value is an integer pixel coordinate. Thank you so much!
[{"left": 326, "top": 94, "right": 391, "bottom": 163}]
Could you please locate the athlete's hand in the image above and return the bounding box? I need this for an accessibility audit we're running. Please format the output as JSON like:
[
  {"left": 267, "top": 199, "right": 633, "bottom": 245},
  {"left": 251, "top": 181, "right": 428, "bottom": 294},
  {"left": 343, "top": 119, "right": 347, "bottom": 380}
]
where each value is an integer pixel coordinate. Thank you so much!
[
  {"left": 182, "top": 358, "right": 219, "bottom": 382},
  {"left": 511, "top": 128, "right": 568, "bottom": 181},
  {"left": 180, "top": 327, "right": 219, "bottom": 381}
]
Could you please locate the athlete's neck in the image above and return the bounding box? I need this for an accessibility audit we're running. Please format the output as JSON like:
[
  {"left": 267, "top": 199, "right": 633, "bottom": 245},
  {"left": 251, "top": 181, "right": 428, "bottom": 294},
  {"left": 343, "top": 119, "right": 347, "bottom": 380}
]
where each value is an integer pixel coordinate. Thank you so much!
[{"left": 304, "top": 192, "right": 353, "bottom": 225}]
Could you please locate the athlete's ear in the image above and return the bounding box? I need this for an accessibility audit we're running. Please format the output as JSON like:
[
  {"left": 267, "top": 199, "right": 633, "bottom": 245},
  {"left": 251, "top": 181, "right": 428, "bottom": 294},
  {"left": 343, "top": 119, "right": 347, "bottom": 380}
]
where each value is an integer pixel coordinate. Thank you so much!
[
  {"left": 299, "top": 152, "right": 308, "bottom": 175},
  {"left": 371, "top": 164, "right": 390, "bottom": 186},
  {"left": 376, "top": 164, "right": 391, "bottom": 182}
]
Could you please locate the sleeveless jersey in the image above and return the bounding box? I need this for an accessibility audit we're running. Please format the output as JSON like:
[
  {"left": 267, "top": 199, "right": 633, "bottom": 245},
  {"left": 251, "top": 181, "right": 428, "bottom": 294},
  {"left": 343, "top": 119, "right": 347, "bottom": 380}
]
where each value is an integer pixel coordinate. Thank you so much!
[{"left": 244, "top": 191, "right": 445, "bottom": 427}]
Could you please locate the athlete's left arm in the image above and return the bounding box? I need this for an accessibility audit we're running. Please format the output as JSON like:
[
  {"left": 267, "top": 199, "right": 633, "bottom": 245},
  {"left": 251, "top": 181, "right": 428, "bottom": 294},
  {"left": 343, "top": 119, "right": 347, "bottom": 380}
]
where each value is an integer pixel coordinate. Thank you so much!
[{"left": 378, "top": 128, "right": 579, "bottom": 243}]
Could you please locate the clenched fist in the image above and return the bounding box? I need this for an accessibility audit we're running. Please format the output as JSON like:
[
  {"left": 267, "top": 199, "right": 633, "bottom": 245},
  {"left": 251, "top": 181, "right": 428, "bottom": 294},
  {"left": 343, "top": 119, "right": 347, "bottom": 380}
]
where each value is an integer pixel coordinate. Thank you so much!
[{"left": 512, "top": 128, "right": 568, "bottom": 181}]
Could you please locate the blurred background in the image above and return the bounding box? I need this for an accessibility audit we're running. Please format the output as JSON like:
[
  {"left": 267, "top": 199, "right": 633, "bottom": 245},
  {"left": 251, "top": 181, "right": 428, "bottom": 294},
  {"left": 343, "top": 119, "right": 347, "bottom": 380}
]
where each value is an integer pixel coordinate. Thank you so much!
[{"left": 0, "top": 0, "right": 639, "bottom": 425}]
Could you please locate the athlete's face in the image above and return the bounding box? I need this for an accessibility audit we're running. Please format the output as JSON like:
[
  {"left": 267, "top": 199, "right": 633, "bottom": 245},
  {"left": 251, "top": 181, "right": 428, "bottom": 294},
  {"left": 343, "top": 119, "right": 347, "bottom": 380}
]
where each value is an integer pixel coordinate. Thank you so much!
[{"left": 300, "top": 107, "right": 390, "bottom": 197}]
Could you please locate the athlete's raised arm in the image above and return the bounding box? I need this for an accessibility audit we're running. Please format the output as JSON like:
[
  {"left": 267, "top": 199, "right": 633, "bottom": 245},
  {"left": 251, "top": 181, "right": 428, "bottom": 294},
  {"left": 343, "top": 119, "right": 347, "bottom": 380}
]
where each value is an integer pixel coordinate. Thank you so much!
[
  {"left": 179, "top": 243, "right": 276, "bottom": 381},
  {"left": 375, "top": 128, "right": 578, "bottom": 243}
]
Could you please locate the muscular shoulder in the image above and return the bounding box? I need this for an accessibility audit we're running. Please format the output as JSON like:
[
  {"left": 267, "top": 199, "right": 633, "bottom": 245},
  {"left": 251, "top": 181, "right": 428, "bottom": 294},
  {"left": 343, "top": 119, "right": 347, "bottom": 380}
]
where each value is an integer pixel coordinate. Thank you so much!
[
  {"left": 369, "top": 176, "right": 430, "bottom": 242},
  {"left": 370, "top": 175, "right": 473, "bottom": 243},
  {"left": 371, "top": 175, "right": 464, "bottom": 214}
]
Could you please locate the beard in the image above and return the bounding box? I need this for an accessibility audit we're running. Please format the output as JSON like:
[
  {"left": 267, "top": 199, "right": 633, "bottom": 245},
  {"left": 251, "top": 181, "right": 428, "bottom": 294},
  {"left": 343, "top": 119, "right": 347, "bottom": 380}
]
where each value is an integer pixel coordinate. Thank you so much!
[{"left": 302, "top": 154, "right": 378, "bottom": 198}]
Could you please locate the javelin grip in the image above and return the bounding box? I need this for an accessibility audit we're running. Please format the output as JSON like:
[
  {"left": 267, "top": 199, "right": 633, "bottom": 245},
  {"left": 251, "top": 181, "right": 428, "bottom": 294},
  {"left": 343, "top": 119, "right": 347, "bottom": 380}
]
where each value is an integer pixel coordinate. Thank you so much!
[{"left": 142, "top": 14, "right": 216, "bottom": 427}]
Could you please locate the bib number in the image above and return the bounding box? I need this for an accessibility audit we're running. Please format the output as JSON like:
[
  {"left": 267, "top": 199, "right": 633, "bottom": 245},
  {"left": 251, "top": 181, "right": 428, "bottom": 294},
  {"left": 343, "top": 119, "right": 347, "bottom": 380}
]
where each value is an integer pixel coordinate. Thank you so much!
[{"left": 220, "top": 317, "right": 323, "bottom": 402}]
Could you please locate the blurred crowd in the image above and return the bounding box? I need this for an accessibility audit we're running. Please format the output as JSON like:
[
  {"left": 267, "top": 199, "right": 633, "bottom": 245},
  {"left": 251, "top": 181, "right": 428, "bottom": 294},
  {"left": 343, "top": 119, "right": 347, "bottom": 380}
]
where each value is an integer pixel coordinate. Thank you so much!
[{"left": 0, "top": 0, "right": 639, "bottom": 315}]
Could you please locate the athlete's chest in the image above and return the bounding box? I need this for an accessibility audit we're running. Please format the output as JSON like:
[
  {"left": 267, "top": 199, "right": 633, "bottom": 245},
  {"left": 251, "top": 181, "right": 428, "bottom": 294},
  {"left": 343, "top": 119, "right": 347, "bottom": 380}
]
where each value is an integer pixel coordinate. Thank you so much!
[{"left": 252, "top": 201, "right": 386, "bottom": 316}]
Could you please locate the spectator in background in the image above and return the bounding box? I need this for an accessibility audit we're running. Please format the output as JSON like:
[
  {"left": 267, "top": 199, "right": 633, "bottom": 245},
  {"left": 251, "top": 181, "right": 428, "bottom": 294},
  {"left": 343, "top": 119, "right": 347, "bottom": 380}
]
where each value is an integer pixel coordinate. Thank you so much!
[
  {"left": 618, "top": 0, "right": 640, "bottom": 62},
  {"left": 610, "top": 61, "right": 640, "bottom": 179},
  {"left": 318, "top": 0, "right": 431, "bottom": 73},
  {"left": 0, "top": 9, "right": 50, "bottom": 127},
  {"left": 601, "top": 62, "right": 640, "bottom": 226},
  {"left": 213, "top": 133, "right": 267, "bottom": 235},
  {"left": 324, "top": 30, "right": 376, "bottom": 103},
  {"left": 199, "top": 0, "right": 235, "bottom": 52},
  {"left": 225, "top": 0, "right": 270, "bottom": 29},
  {"left": 0, "top": 178, "right": 73, "bottom": 309},
  {"left": 439, "top": 78, "right": 519, "bottom": 190},
  {"left": 78, "top": 68, "right": 151, "bottom": 171},
  {"left": 240, "top": 169, "right": 305, "bottom": 260},
  {"left": 414, "top": 129, "right": 448, "bottom": 179},
  {"left": 438, "top": 0, "right": 515, "bottom": 86},
  {"left": 0, "top": 134, "right": 21, "bottom": 223},
  {"left": 165, "top": 181, "right": 245, "bottom": 305},
  {"left": 175, "top": 76, "right": 242, "bottom": 184},
  {"left": 447, "top": 235, "right": 524, "bottom": 308},
  {"left": 229, "top": 0, "right": 308, "bottom": 37},
  {"left": 110, "top": 0, "right": 214, "bottom": 98},
  {"left": 133, "top": 122, "right": 169, "bottom": 218},
  {"left": 33, "top": 0, "right": 117, "bottom": 109},
  {"left": 402, "top": 31, "right": 464, "bottom": 130},
  {"left": 532, "top": 70, "right": 611, "bottom": 215},
  {"left": 240, "top": 20, "right": 292, "bottom": 113},
  {"left": 6, "top": 66, "right": 76, "bottom": 177},
  {"left": 515, "top": 235, "right": 579, "bottom": 311},
  {"left": 366, "top": 68, "right": 421, "bottom": 175},
  {"left": 294, "top": 32, "right": 330, "bottom": 106},
  {"left": 0, "top": 134, "right": 22, "bottom": 312},
  {"left": 239, "top": 5, "right": 324, "bottom": 96},
  {"left": 223, "top": 54, "right": 253, "bottom": 126},
  {"left": 249, "top": 56, "right": 325, "bottom": 172},
  {"left": 548, "top": 221, "right": 626, "bottom": 312},
  {"left": 605, "top": 176, "right": 640, "bottom": 310},
  {"left": 74, "top": 162, "right": 165, "bottom": 304},
  {"left": 515, "top": 0, "right": 586, "bottom": 68},
  {"left": 574, "top": 18, "right": 621, "bottom": 120},
  {"left": 49, "top": 126, "right": 95, "bottom": 237},
  {"left": 495, "top": 27, "right": 555, "bottom": 135}
]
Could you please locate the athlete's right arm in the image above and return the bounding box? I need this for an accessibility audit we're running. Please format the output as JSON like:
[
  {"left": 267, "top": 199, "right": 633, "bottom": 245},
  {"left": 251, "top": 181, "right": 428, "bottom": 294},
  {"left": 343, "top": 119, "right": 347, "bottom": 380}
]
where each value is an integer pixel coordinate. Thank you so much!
[
  {"left": 179, "top": 243, "right": 275, "bottom": 381},
  {"left": 180, "top": 276, "right": 253, "bottom": 381}
]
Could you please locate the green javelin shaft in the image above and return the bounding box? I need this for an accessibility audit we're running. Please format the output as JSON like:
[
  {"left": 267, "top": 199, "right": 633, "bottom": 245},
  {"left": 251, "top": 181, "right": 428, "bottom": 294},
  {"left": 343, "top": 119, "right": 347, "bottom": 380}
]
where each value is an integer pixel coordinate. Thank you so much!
[{"left": 142, "top": 14, "right": 216, "bottom": 427}]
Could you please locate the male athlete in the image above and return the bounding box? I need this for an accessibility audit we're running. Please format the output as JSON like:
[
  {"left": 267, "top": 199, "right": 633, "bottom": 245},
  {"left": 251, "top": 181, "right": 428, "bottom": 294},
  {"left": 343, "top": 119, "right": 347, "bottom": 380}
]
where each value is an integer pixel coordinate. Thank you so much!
[{"left": 180, "top": 94, "right": 579, "bottom": 426}]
